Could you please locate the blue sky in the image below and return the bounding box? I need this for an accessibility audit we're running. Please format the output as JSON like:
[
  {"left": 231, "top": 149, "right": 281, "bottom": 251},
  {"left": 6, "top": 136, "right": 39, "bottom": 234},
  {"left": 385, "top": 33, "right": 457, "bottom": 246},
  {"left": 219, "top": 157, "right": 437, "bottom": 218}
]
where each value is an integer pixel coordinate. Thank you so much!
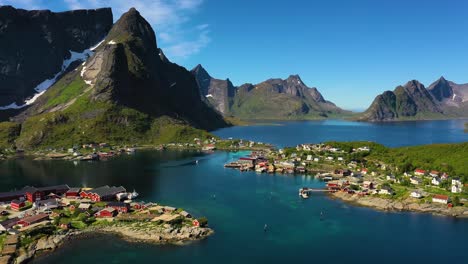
[{"left": 2, "top": 0, "right": 468, "bottom": 110}]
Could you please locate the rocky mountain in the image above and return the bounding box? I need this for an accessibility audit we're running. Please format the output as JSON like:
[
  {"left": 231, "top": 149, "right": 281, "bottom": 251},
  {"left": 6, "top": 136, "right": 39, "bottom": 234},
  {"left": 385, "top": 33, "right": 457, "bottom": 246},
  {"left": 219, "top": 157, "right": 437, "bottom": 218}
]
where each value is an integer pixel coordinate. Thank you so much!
[
  {"left": 0, "top": 5, "right": 113, "bottom": 107},
  {"left": 191, "top": 64, "right": 235, "bottom": 115},
  {"left": 192, "top": 65, "right": 347, "bottom": 119},
  {"left": 360, "top": 78, "right": 468, "bottom": 121},
  {"left": 0, "top": 7, "right": 227, "bottom": 149}
]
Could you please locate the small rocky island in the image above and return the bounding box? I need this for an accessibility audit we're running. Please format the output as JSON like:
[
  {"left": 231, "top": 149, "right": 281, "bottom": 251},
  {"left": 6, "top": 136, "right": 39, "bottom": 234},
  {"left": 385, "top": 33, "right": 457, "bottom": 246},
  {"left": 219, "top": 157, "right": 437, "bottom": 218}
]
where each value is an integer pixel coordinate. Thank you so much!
[{"left": 0, "top": 185, "right": 212, "bottom": 264}]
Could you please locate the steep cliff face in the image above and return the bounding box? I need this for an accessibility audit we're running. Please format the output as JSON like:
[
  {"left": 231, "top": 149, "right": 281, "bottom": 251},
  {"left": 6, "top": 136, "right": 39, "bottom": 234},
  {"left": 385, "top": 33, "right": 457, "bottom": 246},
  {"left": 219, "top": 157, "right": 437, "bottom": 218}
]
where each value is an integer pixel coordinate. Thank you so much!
[
  {"left": 192, "top": 67, "right": 346, "bottom": 119},
  {"left": 0, "top": 5, "right": 113, "bottom": 106},
  {"left": 191, "top": 64, "right": 236, "bottom": 114},
  {"left": 4, "top": 8, "right": 227, "bottom": 149}
]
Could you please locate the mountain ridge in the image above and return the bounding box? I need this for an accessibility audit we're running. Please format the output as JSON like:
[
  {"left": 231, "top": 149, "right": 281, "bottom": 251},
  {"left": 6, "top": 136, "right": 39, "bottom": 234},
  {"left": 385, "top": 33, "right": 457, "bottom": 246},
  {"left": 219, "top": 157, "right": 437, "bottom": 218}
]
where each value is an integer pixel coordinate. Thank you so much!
[
  {"left": 191, "top": 64, "right": 348, "bottom": 120},
  {"left": 359, "top": 78, "right": 468, "bottom": 121}
]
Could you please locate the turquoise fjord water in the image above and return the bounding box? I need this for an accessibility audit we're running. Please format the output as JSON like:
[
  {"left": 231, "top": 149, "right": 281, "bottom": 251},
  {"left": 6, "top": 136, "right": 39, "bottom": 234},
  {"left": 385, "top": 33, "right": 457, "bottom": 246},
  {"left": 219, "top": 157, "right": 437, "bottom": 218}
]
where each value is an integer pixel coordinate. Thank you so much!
[{"left": 0, "top": 119, "right": 466, "bottom": 264}]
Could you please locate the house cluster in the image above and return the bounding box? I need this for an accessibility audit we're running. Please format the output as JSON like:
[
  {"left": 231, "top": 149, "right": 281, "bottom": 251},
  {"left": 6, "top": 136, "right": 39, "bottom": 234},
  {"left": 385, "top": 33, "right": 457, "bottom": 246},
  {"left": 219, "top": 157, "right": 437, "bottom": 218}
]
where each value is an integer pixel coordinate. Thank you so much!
[
  {"left": 406, "top": 169, "right": 463, "bottom": 194},
  {"left": 295, "top": 144, "right": 370, "bottom": 153},
  {"left": 0, "top": 185, "right": 126, "bottom": 234},
  {"left": 0, "top": 184, "right": 203, "bottom": 239},
  {"left": 325, "top": 180, "right": 394, "bottom": 196},
  {"left": 45, "top": 143, "right": 137, "bottom": 161}
]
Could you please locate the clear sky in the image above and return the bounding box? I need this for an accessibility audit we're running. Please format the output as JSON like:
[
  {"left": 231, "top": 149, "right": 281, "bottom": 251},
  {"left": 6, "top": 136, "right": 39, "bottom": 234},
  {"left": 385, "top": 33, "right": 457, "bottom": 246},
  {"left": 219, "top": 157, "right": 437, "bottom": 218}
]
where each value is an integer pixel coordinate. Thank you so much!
[{"left": 2, "top": 0, "right": 468, "bottom": 111}]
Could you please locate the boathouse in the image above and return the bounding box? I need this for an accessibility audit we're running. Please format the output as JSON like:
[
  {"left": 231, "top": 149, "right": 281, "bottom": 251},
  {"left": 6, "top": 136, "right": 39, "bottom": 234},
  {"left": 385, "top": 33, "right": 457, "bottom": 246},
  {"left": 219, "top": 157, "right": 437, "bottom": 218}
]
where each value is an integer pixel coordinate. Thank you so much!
[{"left": 80, "top": 186, "right": 126, "bottom": 202}]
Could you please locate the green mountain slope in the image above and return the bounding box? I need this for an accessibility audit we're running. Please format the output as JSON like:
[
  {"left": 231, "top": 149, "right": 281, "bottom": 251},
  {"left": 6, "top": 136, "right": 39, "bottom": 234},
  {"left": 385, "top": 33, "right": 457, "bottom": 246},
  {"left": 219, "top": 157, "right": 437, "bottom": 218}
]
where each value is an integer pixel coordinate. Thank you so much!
[{"left": 0, "top": 8, "right": 227, "bottom": 150}]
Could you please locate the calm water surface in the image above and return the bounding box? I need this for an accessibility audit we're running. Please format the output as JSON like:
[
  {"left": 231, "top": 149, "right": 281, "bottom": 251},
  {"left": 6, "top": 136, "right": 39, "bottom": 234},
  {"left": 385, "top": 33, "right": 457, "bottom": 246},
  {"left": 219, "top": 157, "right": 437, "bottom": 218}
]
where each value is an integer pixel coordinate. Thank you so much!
[
  {"left": 0, "top": 120, "right": 466, "bottom": 264},
  {"left": 214, "top": 119, "right": 468, "bottom": 147}
]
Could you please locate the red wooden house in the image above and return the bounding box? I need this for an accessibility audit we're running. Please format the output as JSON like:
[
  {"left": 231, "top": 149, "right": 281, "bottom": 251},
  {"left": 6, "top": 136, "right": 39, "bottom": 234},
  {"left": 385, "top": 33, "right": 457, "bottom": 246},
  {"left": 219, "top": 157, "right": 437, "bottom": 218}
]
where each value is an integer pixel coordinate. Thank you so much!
[
  {"left": 24, "top": 185, "right": 69, "bottom": 202},
  {"left": 106, "top": 202, "right": 130, "bottom": 213},
  {"left": 10, "top": 200, "right": 25, "bottom": 211},
  {"left": 95, "top": 208, "right": 117, "bottom": 218},
  {"left": 79, "top": 186, "right": 126, "bottom": 202},
  {"left": 65, "top": 187, "right": 81, "bottom": 198}
]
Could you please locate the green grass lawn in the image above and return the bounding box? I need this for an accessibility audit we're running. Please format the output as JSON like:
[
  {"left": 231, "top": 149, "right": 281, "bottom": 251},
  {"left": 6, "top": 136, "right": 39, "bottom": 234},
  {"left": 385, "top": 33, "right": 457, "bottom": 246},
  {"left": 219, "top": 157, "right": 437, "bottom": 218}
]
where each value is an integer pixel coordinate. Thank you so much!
[{"left": 0, "top": 233, "right": 6, "bottom": 251}]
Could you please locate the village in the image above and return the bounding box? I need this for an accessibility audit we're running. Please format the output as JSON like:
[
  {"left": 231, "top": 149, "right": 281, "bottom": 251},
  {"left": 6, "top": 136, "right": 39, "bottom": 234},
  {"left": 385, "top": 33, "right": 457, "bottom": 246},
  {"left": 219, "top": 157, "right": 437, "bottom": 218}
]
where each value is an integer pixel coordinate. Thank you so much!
[
  {"left": 1, "top": 137, "right": 272, "bottom": 162},
  {"left": 224, "top": 142, "right": 468, "bottom": 214},
  {"left": 0, "top": 184, "right": 211, "bottom": 264}
]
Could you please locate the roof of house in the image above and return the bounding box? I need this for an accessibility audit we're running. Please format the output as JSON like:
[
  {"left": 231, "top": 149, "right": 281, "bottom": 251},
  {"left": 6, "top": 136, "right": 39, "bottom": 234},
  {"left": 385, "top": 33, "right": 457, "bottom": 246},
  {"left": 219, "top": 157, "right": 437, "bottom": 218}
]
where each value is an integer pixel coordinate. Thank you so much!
[
  {"left": 91, "top": 186, "right": 126, "bottom": 197},
  {"left": 433, "top": 194, "right": 449, "bottom": 200},
  {"left": 35, "top": 198, "right": 58, "bottom": 206},
  {"left": 0, "top": 190, "right": 26, "bottom": 200},
  {"left": 106, "top": 202, "right": 128, "bottom": 207},
  {"left": 19, "top": 213, "right": 49, "bottom": 223},
  {"left": 23, "top": 185, "right": 70, "bottom": 194},
  {"left": 415, "top": 169, "right": 426, "bottom": 173},
  {"left": 78, "top": 203, "right": 91, "bottom": 209},
  {"left": 67, "top": 187, "right": 81, "bottom": 193},
  {"left": 10, "top": 200, "right": 24, "bottom": 205},
  {"left": 0, "top": 217, "right": 19, "bottom": 229}
]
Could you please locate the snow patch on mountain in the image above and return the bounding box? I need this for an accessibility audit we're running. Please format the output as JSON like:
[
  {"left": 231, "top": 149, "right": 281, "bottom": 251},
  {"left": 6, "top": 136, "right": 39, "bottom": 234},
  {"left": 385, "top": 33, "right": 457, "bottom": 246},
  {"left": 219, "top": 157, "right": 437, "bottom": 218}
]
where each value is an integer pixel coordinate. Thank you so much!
[{"left": 0, "top": 39, "right": 104, "bottom": 110}]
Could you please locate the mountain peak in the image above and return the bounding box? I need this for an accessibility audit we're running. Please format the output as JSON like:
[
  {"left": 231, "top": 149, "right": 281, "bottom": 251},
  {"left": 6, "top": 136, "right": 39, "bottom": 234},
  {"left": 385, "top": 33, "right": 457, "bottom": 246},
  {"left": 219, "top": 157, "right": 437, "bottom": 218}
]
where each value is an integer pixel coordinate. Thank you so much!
[
  {"left": 191, "top": 64, "right": 211, "bottom": 79},
  {"left": 286, "top": 74, "right": 304, "bottom": 86},
  {"left": 106, "top": 7, "right": 157, "bottom": 50}
]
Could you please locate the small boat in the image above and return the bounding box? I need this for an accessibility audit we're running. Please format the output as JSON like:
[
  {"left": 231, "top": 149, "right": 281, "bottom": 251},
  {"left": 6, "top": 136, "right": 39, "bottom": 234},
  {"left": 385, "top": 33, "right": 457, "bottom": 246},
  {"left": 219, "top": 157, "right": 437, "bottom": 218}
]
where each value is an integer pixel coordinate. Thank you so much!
[
  {"left": 301, "top": 192, "right": 309, "bottom": 199},
  {"left": 128, "top": 190, "right": 139, "bottom": 200},
  {"left": 116, "top": 192, "right": 128, "bottom": 201}
]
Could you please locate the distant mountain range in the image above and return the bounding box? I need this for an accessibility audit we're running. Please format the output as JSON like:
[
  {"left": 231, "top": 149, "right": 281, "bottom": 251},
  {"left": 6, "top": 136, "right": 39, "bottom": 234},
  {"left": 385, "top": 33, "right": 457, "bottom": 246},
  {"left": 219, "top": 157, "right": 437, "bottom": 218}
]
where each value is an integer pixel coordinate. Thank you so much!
[
  {"left": 191, "top": 65, "right": 348, "bottom": 120},
  {"left": 359, "top": 77, "right": 468, "bottom": 121},
  {"left": 0, "top": 6, "right": 227, "bottom": 149}
]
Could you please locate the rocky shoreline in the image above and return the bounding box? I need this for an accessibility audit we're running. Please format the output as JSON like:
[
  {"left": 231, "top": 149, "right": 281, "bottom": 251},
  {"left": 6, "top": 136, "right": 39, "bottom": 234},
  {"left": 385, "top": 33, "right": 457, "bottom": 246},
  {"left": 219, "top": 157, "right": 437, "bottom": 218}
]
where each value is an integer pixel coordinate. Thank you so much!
[
  {"left": 329, "top": 191, "right": 468, "bottom": 218},
  {"left": 12, "top": 224, "right": 213, "bottom": 264}
]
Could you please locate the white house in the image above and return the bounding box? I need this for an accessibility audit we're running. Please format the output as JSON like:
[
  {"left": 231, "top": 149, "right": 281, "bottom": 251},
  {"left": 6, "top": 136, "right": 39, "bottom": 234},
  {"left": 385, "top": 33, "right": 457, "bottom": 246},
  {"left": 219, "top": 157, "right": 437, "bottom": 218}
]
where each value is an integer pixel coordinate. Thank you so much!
[
  {"left": 431, "top": 177, "right": 441, "bottom": 186},
  {"left": 429, "top": 171, "right": 439, "bottom": 177},
  {"left": 432, "top": 195, "right": 449, "bottom": 204},
  {"left": 306, "top": 155, "right": 312, "bottom": 161},
  {"left": 451, "top": 185, "right": 462, "bottom": 194},
  {"left": 313, "top": 158, "right": 319, "bottom": 162},
  {"left": 410, "top": 177, "right": 422, "bottom": 185},
  {"left": 337, "top": 157, "right": 344, "bottom": 161},
  {"left": 452, "top": 178, "right": 462, "bottom": 186},
  {"left": 357, "top": 146, "right": 370, "bottom": 152},
  {"left": 379, "top": 186, "right": 394, "bottom": 195},
  {"left": 387, "top": 175, "right": 396, "bottom": 182},
  {"left": 410, "top": 191, "right": 422, "bottom": 199},
  {"left": 326, "top": 156, "right": 334, "bottom": 161}
]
